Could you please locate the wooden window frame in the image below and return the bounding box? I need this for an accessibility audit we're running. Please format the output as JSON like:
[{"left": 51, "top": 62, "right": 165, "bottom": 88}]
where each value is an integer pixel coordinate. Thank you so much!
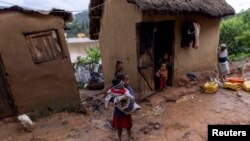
[{"left": 24, "top": 29, "right": 65, "bottom": 64}]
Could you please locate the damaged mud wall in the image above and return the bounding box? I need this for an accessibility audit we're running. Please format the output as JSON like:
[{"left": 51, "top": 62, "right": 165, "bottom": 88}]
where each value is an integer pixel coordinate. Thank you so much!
[{"left": 0, "top": 12, "right": 80, "bottom": 113}]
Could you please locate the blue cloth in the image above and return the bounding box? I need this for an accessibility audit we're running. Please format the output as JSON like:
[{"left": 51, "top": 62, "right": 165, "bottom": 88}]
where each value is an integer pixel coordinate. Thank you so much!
[
  {"left": 125, "top": 85, "right": 135, "bottom": 110},
  {"left": 111, "top": 85, "right": 136, "bottom": 116},
  {"left": 218, "top": 57, "right": 227, "bottom": 63},
  {"left": 114, "top": 107, "right": 127, "bottom": 117},
  {"left": 125, "top": 85, "right": 135, "bottom": 96}
]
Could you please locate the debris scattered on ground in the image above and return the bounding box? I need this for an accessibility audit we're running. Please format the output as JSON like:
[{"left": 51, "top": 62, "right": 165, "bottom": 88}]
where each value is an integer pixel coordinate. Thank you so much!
[
  {"left": 2, "top": 137, "right": 12, "bottom": 141},
  {"left": 176, "top": 96, "right": 189, "bottom": 103},
  {"left": 165, "top": 97, "right": 177, "bottom": 103},
  {"left": 67, "top": 129, "right": 81, "bottom": 139},
  {"left": 140, "top": 122, "right": 162, "bottom": 134},
  {"left": 178, "top": 71, "right": 218, "bottom": 88},
  {"left": 141, "top": 105, "right": 165, "bottom": 117},
  {"left": 91, "top": 119, "right": 110, "bottom": 132},
  {"left": 237, "top": 92, "right": 243, "bottom": 97},
  {"left": 62, "top": 120, "right": 69, "bottom": 125},
  {"left": 30, "top": 136, "right": 48, "bottom": 141},
  {"left": 176, "top": 95, "right": 195, "bottom": 104},
  {"left": 152, "top": 106, "right": 165, "bottom": 116}
]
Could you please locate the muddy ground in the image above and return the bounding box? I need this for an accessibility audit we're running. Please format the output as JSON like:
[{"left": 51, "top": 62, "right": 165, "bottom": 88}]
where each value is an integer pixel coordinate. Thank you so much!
[{"left": 1, "top": 59, "right": 250, "bottom": 141}]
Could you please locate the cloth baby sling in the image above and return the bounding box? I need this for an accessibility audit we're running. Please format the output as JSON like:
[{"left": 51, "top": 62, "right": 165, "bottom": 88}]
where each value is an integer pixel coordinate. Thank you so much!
[{"left": 105, "top": 87, "right": 141, "bottom": 114}]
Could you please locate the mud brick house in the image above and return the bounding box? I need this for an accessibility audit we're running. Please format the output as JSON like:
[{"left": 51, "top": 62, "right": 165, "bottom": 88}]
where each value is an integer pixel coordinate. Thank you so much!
[
  {"left": 89, "top": 0, "right": 235, "bottom": 99},
  {"left": 0, "top": 6, "right": 80, "bottom": 118}
]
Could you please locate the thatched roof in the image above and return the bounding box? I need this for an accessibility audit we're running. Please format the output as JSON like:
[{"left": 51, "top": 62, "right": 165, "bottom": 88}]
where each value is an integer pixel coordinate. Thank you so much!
[
  {"left": 128, "top": 0, "right": 235, "bottom": 17},
  {"left": 0, "top": 6, "right": 73, "bottom": 22},
  {"left": 89, "top": 0, "right": 235, "bottom": 39}
]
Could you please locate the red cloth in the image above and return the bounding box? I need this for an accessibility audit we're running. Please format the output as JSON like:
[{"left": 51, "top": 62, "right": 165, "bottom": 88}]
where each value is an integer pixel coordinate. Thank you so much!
[
  {"left": 110, "top": 87, "right": 126, "bottom": 95},
  {"left": 159, "top": 69, "right": 168, "bottom": 79},
  {"left": 160, "top": 78, "right": 166, "bottom": 89},
  {"left": 111, "top": 87, "right": 133, "bottom": 129},
  {"left": 112, "top": 114, "right": 132, "bottom": 129}
]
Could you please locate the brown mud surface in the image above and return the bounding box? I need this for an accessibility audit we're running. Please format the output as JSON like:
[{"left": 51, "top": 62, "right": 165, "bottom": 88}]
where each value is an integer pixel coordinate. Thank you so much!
[{"left": 1, "top": 59, "right": 250, "bottom": 141}]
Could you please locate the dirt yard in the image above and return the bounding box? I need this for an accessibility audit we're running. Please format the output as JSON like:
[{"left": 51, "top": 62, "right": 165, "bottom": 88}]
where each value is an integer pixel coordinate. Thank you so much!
[{"left": 1, "top": 59, "right": 250, "bottom": 141}]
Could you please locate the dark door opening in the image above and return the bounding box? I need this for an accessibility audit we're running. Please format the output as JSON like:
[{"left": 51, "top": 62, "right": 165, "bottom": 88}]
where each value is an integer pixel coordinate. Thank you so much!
[
  {"left": 154, "top": 21, "right": 175, "bottom": 90},
  {"left": 136, "top": 22, "right": 155, "bottom": 99},
  {"left": 0, "top": 58, "right": 13, "bottom": 118},
  {"left": 137, "top": 21, "right": 174, "bottom": 98}
]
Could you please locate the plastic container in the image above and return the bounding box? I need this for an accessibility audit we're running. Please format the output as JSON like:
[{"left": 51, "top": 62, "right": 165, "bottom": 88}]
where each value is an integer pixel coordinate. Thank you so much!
[
  {"left": 203, "top": 82, "right": 218, "bottom": 94},
  {"left": 223, "top": 82, "right": 242, "bottom": 91},
  {"left": 242, "top": 81, "right": 250, "bottom": 92}
]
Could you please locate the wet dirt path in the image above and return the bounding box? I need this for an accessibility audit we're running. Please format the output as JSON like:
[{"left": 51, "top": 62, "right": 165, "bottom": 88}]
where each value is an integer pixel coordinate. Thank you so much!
[
  {"left": 1, "top": 59, "right": 250, "bottom": 141},
  {"left": 1, "top": 87, "right": 250, "bottom": 141}
]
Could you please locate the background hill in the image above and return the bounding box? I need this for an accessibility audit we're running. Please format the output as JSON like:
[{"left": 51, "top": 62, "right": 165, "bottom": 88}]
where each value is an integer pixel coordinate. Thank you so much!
[
  {"left": 75, "top": 10, "right": 89, "bottom": 24},
  {"left": 65, "top": 10, "right": 90, "bottom": 38}
]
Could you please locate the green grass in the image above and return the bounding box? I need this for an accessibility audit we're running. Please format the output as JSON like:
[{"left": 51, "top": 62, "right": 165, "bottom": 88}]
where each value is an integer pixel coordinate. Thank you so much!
[{"left": 229, "top": 52, "right": 250, "bottom": 61}]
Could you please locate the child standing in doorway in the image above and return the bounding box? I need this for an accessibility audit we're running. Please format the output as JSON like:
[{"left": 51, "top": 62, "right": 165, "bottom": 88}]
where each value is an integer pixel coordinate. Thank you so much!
[
  {"left": 158, "top": 53, "right": 172, "bottom": 85},
  {"left": 156, "top": 63, "right": 168, "bottom": 90}
]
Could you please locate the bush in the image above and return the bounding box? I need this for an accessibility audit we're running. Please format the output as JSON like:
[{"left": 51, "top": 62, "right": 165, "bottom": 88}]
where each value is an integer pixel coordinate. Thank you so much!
[
  {"left": 220, "top": 9, "right": 250, "bottom": 60},
  {"left": 73, "top": 46, "right": 101, "bottom": 70}
]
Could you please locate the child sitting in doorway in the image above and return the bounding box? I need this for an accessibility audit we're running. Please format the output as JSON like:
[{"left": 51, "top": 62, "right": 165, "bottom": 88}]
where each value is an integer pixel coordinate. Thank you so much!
[{"left": 156, "top": 63, "right": 168, "bottom": 90}]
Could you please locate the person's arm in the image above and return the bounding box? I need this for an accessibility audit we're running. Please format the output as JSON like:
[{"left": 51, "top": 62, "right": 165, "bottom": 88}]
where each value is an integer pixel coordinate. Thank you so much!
[
  {"left": 124, "top": 89, "right": 134, "bottom": 100},
  {"left": 226, "top": 50, "right": 231, "bottom": 62},
  {"left": 107, "top": 89, "right": 111, "bottom": 94}
]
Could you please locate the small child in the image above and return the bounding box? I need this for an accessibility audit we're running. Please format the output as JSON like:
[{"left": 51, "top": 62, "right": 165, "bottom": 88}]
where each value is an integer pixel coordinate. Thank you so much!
[
  {"left": 106, "top": 79, "right": 140, "bottom": 113},
  {"left": 156, "top": 63, "right": 168, "bottom": 90},
  {"left": 116, "top": 73, "right": 137, "bottom": 99},
  {"left": 107, "top": 79, "right": 134, "bottom": 141}
]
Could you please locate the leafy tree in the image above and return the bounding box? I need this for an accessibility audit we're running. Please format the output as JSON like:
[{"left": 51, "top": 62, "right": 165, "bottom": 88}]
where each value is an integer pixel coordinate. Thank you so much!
[
  {"left": 235, "top": 30, "right": 250, "bottom": 51},
  {"left": 220, "top": 17, "right": 246, "bottom": 55},
  {"left": 220, "top": 9, "right": 250, "bottom": 58}
]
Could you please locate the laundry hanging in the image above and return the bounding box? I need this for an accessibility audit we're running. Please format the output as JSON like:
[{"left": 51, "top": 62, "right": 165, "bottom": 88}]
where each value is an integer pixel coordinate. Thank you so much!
[{"left": 193, "top": 22, "right": 201, "bottom": 49}]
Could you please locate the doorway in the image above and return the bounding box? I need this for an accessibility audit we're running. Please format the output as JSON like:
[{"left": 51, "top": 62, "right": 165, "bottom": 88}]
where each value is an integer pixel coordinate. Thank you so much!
[
  {"left": 154, "top": 21, "right": 175, "bottom": 89},
  {"left": 136, "top": 21, "right": 174, "bottom": 98},
  {"left": 0, "top": 57, "right": 13, "bottom": 118}
]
